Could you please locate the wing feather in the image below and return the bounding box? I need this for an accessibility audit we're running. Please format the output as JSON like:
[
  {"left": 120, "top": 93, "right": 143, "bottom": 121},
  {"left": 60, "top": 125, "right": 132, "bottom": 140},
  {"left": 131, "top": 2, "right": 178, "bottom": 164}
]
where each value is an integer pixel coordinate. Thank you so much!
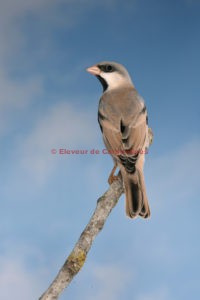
[{"left": 98, "top": 88, "right": 148, "bottom": 173}]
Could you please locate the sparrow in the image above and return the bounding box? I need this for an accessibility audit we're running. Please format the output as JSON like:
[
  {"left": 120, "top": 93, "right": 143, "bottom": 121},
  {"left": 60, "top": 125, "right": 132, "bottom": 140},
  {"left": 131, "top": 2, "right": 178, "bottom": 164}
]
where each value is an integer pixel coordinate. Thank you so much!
[{"left": 87, "top": 61, "right": 152, "bottom": 219}]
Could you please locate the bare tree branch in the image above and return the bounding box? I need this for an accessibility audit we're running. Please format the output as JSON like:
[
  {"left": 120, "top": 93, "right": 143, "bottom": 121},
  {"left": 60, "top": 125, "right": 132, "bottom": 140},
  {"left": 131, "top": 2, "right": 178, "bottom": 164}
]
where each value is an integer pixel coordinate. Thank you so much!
[
  {"left": 39, "top": 176, "right": 124, "bottom": 300},
  {"left": 39, "top": 128, "right": 153, "bottom": 300}
]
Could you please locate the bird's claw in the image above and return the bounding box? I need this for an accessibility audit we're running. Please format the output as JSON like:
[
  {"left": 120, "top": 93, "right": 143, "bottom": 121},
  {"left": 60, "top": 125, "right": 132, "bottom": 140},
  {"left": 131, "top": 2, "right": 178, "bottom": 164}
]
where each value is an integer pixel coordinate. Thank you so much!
[{"left": 108, "top": 175, "right": 119, "bottom": 185}]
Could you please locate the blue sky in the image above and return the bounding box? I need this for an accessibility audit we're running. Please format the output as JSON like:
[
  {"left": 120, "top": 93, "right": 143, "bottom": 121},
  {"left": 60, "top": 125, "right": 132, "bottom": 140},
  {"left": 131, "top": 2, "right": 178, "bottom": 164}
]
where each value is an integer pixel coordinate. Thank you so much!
[{"left": 0, "top": 0, "right": 200, "bottom": 299}]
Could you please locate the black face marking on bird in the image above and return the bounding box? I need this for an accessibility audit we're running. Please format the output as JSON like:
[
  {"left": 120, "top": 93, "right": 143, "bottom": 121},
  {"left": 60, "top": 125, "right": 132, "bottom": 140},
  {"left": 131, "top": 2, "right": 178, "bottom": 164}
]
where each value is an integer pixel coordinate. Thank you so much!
[
  {"left": 98, "top": 64, "right": 115, "bottom": 73},
  {"left": 96, "top": 75, "right": 108, "bottom": 92},
  {"left": 96, "top": 64, "right": 116, "bottom": 92},
  {"left": 87, "top": 61, "right": 133, "bottom": 93}
]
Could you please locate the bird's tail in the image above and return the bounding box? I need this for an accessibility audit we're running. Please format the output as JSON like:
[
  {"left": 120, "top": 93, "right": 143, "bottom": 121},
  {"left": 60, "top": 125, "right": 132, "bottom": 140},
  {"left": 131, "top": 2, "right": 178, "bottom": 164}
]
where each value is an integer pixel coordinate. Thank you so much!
[{"left": 120, "top": 168, "right": 150, "bottom": 219}]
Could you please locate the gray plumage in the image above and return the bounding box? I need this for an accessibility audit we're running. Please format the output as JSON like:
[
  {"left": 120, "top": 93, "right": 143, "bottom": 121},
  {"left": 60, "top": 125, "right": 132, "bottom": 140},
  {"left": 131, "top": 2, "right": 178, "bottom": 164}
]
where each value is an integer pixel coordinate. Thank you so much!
[{"left": 87, "top": 61, "right": 151, "bottom": 219}]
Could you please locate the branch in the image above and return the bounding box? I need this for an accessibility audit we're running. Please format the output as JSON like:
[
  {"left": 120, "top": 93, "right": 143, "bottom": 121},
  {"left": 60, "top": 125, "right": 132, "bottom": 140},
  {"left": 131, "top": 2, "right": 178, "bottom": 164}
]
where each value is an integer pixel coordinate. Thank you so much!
[
  {"left": 39, "top": 128, "right": 153, "bottom": 300},
  {"left": 39, "top": 176, "right": 124, "bottom": 300}
]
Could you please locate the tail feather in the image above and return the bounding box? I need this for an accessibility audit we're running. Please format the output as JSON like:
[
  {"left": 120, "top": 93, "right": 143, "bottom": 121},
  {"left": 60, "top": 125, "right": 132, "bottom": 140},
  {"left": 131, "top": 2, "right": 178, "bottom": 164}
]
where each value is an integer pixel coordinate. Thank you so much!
[{"left": 120, "top": 168, "right": 150, "bottom": 219}]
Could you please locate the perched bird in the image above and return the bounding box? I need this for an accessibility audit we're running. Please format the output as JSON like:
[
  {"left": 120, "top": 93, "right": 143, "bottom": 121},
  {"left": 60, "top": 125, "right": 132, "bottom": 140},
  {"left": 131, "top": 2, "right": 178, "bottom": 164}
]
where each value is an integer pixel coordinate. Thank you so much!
[{"left": 87, "top": 61, "right": 152, "bottom": 219}]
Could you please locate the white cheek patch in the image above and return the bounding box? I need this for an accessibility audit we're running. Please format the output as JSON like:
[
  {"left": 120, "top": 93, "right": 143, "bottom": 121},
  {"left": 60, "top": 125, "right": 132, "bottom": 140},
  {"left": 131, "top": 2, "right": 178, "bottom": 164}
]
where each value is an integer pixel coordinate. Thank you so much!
[{"left": 101, "top": 72, "right": 132, "bottom": 91}]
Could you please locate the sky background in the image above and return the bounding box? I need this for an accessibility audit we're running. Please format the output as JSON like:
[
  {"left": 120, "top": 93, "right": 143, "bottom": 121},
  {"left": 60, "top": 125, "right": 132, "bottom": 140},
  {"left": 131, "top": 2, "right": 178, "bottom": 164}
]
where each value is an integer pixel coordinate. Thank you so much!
[{"left": 0, "top": 0, "right": 200, "bottom": 299}]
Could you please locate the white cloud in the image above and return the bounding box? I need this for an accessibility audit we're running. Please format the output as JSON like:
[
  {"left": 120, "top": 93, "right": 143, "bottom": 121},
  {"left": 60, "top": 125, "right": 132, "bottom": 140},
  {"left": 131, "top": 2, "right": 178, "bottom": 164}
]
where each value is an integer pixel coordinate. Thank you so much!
[
  {"left": 0, "top": 0, "right": 48, "bottom": 60},
  {"left": 85, "top": 263, "right": 131, "bottom": 300},
  {"left": 147, "top": 138, "right": 200, "bottom": 213},
  {"left": 0, "top": 240, "right": 56, "bottom": 300},
  {"left": 0, "top": 0, "right": 123, "bottom": 138},
  {"left": 0, "top": 256, "right": 45, "bottom": 300},
  {"left": 0, "top": 0, "right": 122, "bottom": 33},
  {"left": 18, "top": 101, "right": 97, "bottom": 183},
  {"left": 0, "top": 71, "right": 43, "bottom": 137},
  {"left": 0, "top": 73, "right": 42, "bottom": 111},
  {"left": 136, "top": 286, "right": 171, "bottom": 300}
]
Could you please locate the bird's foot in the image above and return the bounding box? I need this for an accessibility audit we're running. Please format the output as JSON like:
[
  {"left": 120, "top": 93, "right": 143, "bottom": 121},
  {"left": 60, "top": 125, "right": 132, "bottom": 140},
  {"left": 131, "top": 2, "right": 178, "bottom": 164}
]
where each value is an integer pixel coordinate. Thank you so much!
[
  {"left": 108, "top": 163, "right": 118, "bottom": 185},
  {"left": 108, "top": 174, "right": 119, "bottom": 185}
]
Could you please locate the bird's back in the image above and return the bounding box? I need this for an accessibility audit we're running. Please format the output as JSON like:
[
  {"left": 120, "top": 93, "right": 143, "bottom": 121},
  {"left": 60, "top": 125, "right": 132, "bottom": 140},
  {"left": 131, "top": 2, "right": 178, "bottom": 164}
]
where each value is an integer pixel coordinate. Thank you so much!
[{"left": 99, "top": 86, "right": 144, "bottom": 129}]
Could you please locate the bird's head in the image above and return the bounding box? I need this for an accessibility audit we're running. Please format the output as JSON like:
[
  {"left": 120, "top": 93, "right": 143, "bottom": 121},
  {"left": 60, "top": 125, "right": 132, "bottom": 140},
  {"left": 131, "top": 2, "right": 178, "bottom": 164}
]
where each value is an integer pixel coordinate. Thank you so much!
[{"left": 86, "top": 61, "right": 133, "bottom": 92}]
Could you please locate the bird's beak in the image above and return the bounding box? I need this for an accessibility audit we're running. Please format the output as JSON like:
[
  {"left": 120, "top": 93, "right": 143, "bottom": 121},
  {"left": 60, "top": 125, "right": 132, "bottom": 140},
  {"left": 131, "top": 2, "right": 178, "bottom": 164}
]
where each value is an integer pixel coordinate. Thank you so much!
[{"left": 86, "top": 65, "right": 101, "bottom": 76}]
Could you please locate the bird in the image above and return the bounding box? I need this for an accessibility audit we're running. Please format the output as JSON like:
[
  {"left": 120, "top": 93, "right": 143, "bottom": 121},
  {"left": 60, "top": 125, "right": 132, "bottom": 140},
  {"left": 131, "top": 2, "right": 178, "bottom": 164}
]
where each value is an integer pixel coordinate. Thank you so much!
[{"left": 86, "top": 61, "right": 152, "bottom": 219}]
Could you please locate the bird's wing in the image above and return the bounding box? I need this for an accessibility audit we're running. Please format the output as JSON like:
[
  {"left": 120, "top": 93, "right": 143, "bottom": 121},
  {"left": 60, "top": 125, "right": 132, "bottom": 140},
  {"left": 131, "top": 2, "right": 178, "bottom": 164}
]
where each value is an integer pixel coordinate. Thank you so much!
[
  {"left": 98, "top": 90, "right": 148, "bottom": 172},
  {"left": 121, "top": 105, "right": 148, "bottom": 151}
]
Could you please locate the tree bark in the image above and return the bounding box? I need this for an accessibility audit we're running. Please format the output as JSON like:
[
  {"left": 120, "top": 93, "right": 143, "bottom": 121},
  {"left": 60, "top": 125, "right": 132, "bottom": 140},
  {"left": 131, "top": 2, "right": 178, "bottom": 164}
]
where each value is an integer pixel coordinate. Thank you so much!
[
  {"left": 39, "top": 128, "right": 154, "bottom": 300},
  {"left": 39, "top": 176, "right": 124, "bottom": 300}
]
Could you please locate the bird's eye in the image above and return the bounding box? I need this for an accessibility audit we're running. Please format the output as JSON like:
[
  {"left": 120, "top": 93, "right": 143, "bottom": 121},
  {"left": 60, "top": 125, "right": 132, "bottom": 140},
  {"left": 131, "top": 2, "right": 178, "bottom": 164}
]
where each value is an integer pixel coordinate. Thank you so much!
[
  {"left": 98, "top": 64, "right": 114, "bottom": 73},
  {"left": 105, "top": 65, "right": 113, "bottom": 72}
]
